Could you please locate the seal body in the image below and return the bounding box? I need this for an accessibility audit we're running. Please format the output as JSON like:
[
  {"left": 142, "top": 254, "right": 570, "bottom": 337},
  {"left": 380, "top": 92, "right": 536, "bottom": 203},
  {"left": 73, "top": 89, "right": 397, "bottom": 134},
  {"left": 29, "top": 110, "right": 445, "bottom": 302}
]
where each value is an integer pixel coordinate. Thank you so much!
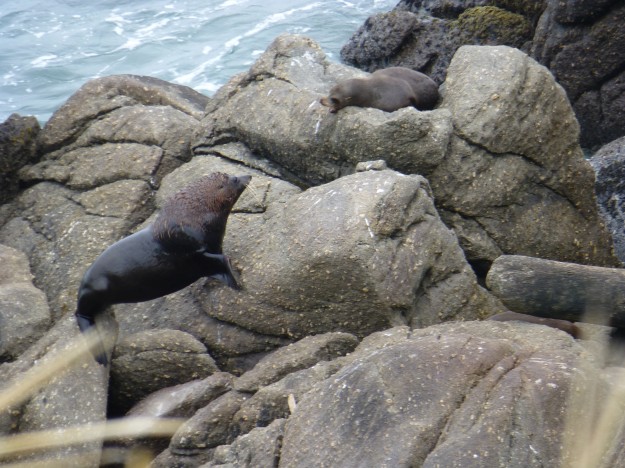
[
  {"left": 488, "top": 311, "right": 580, "bottom": 338},
  {"left": 75, "top": 173, "right": 251, "bottom": 365},
  {"left": 320, "top": 67, "right": 439, "bottom": 113}
]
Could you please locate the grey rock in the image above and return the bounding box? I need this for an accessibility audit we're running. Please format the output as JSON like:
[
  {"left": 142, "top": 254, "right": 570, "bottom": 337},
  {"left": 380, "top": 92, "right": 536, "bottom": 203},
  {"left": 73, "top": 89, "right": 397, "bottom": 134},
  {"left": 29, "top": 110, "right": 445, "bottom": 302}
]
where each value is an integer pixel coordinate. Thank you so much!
[
  {"left": 0, "top": 245, "right": 51, "bottom": 361},
  {"left": 234, "top": 332, "right": 358, "bottom": 393},
  {"left": 280, "top": 321, "right": 598, "bottom": 468},
  {"left": 198, "top": 34, "right": 617, "bottom": 268},
  {"left": 110, "top": 329, "right": 219, "bottom": 415},
  {"left": 437, "top": 45, "right": 617, "bottom": 266},
  {"left": 345, "top": 0, "right": 625, "bottom": 149},
  {"left": 200, "top": 168, "right": 502, "bottom": 340},
  {"left": 0, "top": 114, "right": 40, "bottom": 204},
  {"left": 128, "top": 372, "right": 234, "bottom": 419},
  {"left": 232, "top": 360, "right": 343, "bottom": 435},
  {"left": 167, "top": 391, "right": 251, "bottom": 457},
  {"left": 200, "top": 34, "right": 452, "bottom": 186},
  {"left": 341, "top": 5, "right": 532, "bottom": 84},
  {"left": 486, "top": 254, "right": 625, "bottom": 327},
  {"left": 0, "top": 75, "right": 209, "bottom": 320},
  {"left": 205, "top": 418, "right": 286, "bottom": 468},
  {"left": 0, "top": 316, "right": 108, "bottom": 466},
  {"left": 37, "top": 74, "right": 209, "bottom": 153},
  {"left": 532, "top": 1, "right": 625, "bottom": 148},
  {"left": 590, "top": 136, "right": 625, "bottom": 263}
]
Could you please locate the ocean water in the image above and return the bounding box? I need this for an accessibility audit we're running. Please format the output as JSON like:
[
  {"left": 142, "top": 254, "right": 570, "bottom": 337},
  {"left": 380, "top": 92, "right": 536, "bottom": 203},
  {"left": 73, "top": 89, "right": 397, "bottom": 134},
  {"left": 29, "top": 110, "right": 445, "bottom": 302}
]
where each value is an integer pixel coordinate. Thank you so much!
[{"left": 0, "top": 0, "right": 395, "bottom": 124}]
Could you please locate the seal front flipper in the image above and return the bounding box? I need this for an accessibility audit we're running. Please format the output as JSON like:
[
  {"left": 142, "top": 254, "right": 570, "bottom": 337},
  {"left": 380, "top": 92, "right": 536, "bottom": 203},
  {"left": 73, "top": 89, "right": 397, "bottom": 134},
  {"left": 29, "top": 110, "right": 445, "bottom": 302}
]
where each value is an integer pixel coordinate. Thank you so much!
[
  {"left": 75, "top": 312, "right": 110, "bottom": 366},
  {"left": 202, "top": 252, "right": 241, "bottom": 289}
]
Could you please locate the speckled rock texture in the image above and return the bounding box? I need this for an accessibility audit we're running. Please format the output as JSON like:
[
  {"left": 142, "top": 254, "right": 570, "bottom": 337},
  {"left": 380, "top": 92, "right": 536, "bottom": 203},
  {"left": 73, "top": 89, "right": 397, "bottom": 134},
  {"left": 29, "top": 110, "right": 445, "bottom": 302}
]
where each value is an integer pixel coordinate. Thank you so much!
[{"left": 0, "top": 31, "right": 622, "bottom": 468}]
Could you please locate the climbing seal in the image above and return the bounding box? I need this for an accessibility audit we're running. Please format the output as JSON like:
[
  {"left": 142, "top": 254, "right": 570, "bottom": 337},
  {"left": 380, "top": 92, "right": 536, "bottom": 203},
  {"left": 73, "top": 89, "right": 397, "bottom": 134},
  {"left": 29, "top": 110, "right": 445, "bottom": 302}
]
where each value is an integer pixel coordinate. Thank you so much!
[
  {"left": 320, "top": 67, "right": 439, "bottom": 113},
  {"left": 75, "top": 172, "right": 251, "bottom": 365}
]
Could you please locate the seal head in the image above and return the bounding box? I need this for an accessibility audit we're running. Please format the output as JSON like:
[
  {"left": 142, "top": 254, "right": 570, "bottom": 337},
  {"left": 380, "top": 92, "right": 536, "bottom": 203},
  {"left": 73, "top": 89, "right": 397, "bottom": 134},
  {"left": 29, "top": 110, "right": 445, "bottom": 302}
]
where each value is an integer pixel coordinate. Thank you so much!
[{"left": 75, "top": 172, "right": 251, "bottom": 365}]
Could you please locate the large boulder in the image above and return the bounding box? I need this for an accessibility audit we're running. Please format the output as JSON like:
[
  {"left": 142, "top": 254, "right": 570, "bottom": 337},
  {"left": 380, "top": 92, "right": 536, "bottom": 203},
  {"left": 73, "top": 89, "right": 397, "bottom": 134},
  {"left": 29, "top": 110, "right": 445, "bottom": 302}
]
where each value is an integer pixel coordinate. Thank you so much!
[
  {"left": 436, "top": 45, "right": 616, "bottom": 266},
  {"left": 199, "top": 166, "right": 500, "bottom": 340},
  {"left": 279, "top": 321, "right": 604, "bottom": 467},
  {"left": 158, "top": 321, "right": 623, "bottom": 467}
]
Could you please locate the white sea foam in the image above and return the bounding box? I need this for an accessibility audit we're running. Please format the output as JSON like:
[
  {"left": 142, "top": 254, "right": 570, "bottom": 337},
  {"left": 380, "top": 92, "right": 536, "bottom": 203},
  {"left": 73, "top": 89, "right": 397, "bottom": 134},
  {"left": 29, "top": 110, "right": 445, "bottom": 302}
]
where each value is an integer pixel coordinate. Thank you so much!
[
  {"left": 0, "top": 0, "right": 396, "bottom": 123},
  {"left": 31, "top": 54, "right": 58, "bottom": 68}
]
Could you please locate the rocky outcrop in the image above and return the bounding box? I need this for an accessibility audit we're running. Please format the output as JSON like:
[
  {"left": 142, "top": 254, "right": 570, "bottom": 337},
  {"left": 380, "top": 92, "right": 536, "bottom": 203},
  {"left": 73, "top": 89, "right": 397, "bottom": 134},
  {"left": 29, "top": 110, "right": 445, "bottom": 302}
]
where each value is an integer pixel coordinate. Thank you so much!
[
  {"left": 0, "top": 33, "right": 622, "bottom": 467},
  {"left": 280, "top": 322, "right": 588, "bottom": 468},
  {"left": 341, "top": 0, "right": 625, "bottom": 149},
  {"left": 200, "top": 34, "right": 617, "bottom": 268}
]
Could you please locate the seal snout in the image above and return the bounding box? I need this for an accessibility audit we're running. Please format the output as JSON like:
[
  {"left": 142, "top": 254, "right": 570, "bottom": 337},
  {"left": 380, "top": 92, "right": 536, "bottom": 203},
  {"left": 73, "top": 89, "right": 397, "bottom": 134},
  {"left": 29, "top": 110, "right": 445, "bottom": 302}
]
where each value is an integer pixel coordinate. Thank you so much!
[{"left": 236, "top": 175, "right": 252, "bottom": 186}]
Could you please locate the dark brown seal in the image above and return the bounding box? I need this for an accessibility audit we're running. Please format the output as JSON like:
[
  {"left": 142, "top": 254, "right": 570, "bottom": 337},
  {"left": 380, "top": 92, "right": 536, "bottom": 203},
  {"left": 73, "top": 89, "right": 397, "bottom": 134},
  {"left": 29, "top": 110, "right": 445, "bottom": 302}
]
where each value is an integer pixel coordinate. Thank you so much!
[
  {"left": 320, "top": 67, "right": 439, "bottom": 113},
  {"left": 75, "top": 173, "right": 251, "bottom": 365},
  {"left": 488, "top": 311, "right": 581, "bottom": 338}
]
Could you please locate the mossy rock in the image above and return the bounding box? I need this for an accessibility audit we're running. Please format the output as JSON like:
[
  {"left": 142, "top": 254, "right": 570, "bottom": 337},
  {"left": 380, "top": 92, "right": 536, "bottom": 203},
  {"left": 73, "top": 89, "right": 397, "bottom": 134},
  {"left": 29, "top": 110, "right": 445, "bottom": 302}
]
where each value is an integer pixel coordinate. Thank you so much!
[{"left": 451, "top": 6, "right": 532, "bottom": 45}]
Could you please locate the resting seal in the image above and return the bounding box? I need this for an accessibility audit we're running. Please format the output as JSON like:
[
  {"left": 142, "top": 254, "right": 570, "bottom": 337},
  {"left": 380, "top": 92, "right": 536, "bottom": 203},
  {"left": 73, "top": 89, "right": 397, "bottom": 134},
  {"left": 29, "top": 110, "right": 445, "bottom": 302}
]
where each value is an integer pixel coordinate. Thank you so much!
[
  {"left": 320, "top": 67, "right": 439, "bottom": 113},
  {"left": 75, "top": 172, "right": 251, "bottom": 365},
  {"left": 488, "top": 311, "right": 581, "bottom": 338}
]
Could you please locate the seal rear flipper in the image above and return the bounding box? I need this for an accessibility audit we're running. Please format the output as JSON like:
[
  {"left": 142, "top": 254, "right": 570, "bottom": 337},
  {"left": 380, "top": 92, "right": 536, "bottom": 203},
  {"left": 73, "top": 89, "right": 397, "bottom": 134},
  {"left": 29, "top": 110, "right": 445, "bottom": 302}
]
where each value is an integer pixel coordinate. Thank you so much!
[{"left": 75, "top": 312, "right": 111, "bottom": 366}]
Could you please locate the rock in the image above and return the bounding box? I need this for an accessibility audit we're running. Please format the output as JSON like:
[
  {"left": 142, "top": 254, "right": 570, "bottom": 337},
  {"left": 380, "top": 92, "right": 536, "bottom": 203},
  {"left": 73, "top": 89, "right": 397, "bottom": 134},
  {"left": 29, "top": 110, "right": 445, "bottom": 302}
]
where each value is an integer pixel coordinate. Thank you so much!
[
  {"left": 232, "top": 360, "right": 343, "bottom": 435},
  {"left": 234, "top": 332, "right": 358, "bottom": 393},
  {"left": 279, "top": 321, "right": 598, "bottom": 467},
  {"left": 486, "top": 254, "right": 625, "bottom": 328},
  {"left": 206, "top": 418, "right": 286, "bottom": 468},
  {"left": 343, "top": 0, "right": 625, "bottom": 149},
  {"left": 0, "top": 245, "right": 51, "bottom": 361},
  {"left": 436, "top": 45, "right": 617, "bottom": 266},
  {"left": 109, "top": 330, "right": 219, "bottom": 415},
  {"left": 0, "top": 114, "right": 40, "bottom": 203},
  {"left": 200, "top": 34, "right": 453, "bottom": 186},
  {"left": 341, "top": 5, "right": 532, "bottom": 84},
  {"left": 590, "top": 137, "right": 625, "bottom": 263},
  {"left": 532, "top": 1, "right": 625, "bottom": 148},
  {"left": 127, "top": 372, "right": 234, "bottom": 419},
  {"left": 123, "top": 373, "right": 234, "bottom": 456},
  {"left": 156, "top": 391, "right": 251, "bottom": 466},
  {"left": 37, "top": 74, "right": 209, "bottom": 153},
  {"left": 200, "top": 168, "right": 501, "bottom": 340},
  {"left": 0, "top": 316, "right": 108, "bottom": 466},
  {"left": 0, "top": 75, "right": 209, "bottom": 320},
  {"left": 198, "top": 34, "right": 617, "bottom": 268}
]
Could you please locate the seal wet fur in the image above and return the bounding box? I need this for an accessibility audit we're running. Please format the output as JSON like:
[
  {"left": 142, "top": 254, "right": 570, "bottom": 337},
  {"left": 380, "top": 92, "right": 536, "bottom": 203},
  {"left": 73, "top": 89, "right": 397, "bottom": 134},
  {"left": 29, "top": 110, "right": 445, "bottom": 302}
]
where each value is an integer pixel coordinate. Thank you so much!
[
  {"left": 75, "top": 172, "right": 251, "bottom": 365},
  {"left": 320, "top": 67, "right": 439, "bottom": 113}
]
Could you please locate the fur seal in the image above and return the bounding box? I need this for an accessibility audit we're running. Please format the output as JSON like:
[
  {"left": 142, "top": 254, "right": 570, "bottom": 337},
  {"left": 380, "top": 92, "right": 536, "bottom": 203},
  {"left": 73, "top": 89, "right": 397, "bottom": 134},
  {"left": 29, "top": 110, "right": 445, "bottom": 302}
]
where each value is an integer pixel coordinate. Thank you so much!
[
  {"left": 75, "top": 172, "right": 251, "bottom": 365},
  {"left": 320, "top": 67, "right": 439, "bottom": 113},
  {"left": 488, "top": 311, "right": 581, "bottom": 338}
]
